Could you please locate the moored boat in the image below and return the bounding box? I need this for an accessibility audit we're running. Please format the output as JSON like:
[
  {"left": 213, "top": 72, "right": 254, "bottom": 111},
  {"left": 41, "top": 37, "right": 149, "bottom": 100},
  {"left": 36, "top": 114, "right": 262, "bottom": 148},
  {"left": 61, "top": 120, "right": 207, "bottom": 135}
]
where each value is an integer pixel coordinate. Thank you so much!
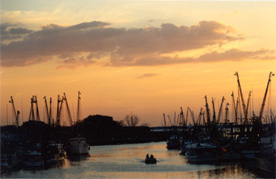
[
  {"left": 186, "top": 142, "right": 219, "bottom": 164},
  {"left": 167, "top": 134, "right": 180, "bottom": 150},
  {"left": 22, "top": 150, "right": 44, "bottom": 169},
  {"left": 65, "top": 138, "right": 90, "bottom": 156},
  {"left": 44, "top": 142, "right": 66, "bottom": 166},
  {"left": 255, "top": 134, "right": 276, "bottom": 177}
]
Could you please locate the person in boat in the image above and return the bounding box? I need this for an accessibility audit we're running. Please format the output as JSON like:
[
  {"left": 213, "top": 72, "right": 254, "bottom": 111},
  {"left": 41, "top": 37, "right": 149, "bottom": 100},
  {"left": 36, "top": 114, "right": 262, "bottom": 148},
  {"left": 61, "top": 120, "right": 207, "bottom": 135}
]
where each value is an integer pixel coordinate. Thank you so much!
[
  {"left": 150, "top": 154, "right": 154, "bottom": 159},
  {"left": 146, "top": 154, "right": 149, "bottom": 159}
]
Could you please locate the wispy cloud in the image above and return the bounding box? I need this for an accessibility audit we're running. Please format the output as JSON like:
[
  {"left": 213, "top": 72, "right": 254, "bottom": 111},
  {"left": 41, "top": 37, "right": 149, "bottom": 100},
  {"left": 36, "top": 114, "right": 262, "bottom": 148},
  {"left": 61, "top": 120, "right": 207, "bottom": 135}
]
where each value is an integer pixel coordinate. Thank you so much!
[
  {"left": 136, "top": 73, "right": 159, "bottom": 79},
  {"left": 1, "top": 20, "right": 273, "bottom": 69}
]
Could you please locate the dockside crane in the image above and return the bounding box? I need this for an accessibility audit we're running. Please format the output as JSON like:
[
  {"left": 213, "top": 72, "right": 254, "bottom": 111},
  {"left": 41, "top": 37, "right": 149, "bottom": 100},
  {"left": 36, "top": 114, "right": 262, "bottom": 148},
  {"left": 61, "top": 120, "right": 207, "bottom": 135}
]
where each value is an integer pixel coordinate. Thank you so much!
[
  {"left": 259, "top": 72, "right": 275, "bottom": 122},
  {"left": 217, "top": 96, "right": 225, "bottom": 124},
  {"left": 204, "top": 96, "right": 211, "bottom": 126},
  {"left": 9, "top": 96, "right": 20, "bottom": 127},
  {"left": 212, "top": 97, "right": 216, "bottom": 124}
]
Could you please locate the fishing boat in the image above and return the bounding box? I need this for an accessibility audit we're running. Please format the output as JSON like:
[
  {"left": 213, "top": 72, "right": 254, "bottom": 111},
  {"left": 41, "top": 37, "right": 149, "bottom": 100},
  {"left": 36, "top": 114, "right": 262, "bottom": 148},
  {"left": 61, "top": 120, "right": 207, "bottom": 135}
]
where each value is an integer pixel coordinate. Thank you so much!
[
  {"left": 180, "top": 140, "right": 193, "bottom": 155},
  {"left": 65, "top": 138, "right": 90, "bottom": 156},
  {"left": 0, "top": 154, "right": 12, "bottom": 171},
  {"left": 44, "top": 142, "right": 66, "bottom": 166},
  {"left": 22, "top": 150, "right": 44, "bottom": 169},
  {"left": 167, "top": 134, "right": 180, "bottom": 150},
  {"left": 255, "top": 134, "right": 276, "bottom": 177},
  {"left": 186, "top": 142, "right": 219, "bottom": 163}
]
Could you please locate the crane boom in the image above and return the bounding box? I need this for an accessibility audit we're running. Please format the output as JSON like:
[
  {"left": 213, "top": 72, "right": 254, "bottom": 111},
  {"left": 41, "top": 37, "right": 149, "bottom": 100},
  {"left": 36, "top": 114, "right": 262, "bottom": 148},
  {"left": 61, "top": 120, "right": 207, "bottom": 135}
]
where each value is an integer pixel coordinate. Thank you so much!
[{"left": 259, "top": 72, "right": 275, "bottom": 121}]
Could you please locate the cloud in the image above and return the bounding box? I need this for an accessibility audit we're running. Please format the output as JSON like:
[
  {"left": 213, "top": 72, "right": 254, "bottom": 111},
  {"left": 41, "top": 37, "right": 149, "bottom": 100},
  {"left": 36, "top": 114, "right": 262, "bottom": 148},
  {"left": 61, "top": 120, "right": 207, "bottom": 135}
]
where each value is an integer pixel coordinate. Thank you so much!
[
  {"left": 136, "top": 73, "right": 159, "bottom": 79},
  {"left": 1, "top": 20, "right": 272, "bottom": 69},
  {"left": 57, "top": 57, "right": 96, "bottom": 69},
  {"left": 120, "top": 48, "right": 274, "bottom": 66},
  {"left": 1, "top": 23, "right": 33, "bottom": 42},
  {"left": 195, "top": 48, "right": 274, "bottom": 62}
]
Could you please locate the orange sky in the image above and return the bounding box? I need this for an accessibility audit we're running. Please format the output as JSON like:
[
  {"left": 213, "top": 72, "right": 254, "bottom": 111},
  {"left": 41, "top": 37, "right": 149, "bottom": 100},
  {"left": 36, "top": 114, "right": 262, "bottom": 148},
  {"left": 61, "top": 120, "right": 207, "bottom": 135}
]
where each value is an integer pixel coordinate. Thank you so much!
[{"left": 1, "top": 1, "right": 276, "bottom": 126}]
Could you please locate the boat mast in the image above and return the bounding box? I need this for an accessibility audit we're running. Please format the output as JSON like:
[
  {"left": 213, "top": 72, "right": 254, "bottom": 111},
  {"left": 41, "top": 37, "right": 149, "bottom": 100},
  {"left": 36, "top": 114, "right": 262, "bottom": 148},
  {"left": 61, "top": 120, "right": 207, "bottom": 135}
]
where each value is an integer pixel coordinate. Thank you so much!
[{"left": 76, "top": 91, "right": 81, "bottom": 123}]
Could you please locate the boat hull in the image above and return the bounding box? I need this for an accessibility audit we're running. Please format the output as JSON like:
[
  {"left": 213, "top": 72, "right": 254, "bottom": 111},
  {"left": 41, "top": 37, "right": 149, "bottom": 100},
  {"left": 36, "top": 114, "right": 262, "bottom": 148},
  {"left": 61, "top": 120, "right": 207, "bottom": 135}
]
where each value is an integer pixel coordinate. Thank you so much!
[
  {"left": 66, "top": 144, "right": 89, "bottom": 155},
  {"left": 145, "top": 158, "right": 157, "bottom": 164}
]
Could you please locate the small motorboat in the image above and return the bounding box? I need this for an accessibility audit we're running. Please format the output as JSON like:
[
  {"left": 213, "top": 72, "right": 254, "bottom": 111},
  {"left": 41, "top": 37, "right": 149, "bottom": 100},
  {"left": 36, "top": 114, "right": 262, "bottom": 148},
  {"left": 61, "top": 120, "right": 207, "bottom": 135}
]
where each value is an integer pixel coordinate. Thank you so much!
[{"left": 145, "top": 154, "right": 157, "bottom": 164}]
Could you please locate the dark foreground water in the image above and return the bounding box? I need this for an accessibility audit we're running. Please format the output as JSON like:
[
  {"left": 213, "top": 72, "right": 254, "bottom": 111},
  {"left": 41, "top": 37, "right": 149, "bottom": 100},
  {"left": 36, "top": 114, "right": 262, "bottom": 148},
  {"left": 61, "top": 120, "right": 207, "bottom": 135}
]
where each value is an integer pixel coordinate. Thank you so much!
[{"left": 2, "top": 142, "right": 264, "bottom": 178}]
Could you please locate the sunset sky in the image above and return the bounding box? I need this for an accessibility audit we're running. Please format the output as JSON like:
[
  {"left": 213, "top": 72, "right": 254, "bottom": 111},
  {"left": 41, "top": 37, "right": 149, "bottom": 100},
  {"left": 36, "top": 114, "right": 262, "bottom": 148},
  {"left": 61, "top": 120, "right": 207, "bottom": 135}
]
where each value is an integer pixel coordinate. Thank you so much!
[{"left": 1, "top": 0, "right": 276, "bottom": 126}]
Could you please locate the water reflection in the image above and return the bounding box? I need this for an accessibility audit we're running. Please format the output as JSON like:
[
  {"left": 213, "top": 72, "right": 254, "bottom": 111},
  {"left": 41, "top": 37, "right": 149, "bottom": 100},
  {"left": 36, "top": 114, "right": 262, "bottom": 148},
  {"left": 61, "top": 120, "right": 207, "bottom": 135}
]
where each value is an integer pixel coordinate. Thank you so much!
[
  {"left": 67, "top": 154, "right": 90, "bottom": 162},
  {"left": 1, "top": 142, "right": 261, "bottom": 178}
]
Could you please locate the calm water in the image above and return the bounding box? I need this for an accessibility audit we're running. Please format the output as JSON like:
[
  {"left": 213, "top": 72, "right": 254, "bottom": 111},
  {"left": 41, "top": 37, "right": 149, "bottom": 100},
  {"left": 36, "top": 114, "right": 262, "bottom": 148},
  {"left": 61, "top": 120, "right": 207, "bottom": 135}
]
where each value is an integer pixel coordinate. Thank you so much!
[{"left": 2, "top": 142, "right": 261, "bottom": 178}]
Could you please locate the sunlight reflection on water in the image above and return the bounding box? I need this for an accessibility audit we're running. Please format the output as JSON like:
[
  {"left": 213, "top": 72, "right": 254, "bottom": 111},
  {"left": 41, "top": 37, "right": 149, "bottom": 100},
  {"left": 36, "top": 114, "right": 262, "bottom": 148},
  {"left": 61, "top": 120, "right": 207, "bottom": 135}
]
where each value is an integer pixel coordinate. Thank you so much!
[{"left": 2, "top": 142, "right": 259, "bottom": 178}]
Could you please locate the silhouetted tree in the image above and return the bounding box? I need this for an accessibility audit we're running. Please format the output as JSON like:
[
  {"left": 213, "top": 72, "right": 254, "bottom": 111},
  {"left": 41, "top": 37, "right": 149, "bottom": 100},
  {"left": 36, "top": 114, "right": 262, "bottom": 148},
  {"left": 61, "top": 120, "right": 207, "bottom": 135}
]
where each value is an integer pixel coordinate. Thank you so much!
[
  {"left": 123, "top": 115, "right": 140, "bottom": 127},
  {"left": 117, "top": 120, "right": 125, "bottom": 127}
]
